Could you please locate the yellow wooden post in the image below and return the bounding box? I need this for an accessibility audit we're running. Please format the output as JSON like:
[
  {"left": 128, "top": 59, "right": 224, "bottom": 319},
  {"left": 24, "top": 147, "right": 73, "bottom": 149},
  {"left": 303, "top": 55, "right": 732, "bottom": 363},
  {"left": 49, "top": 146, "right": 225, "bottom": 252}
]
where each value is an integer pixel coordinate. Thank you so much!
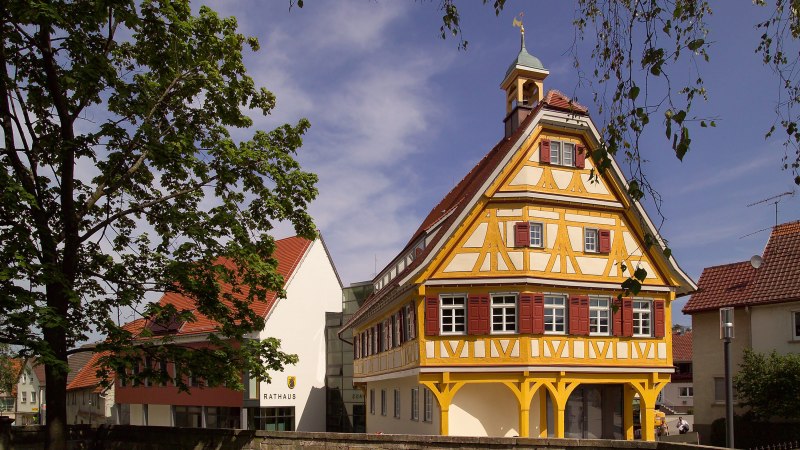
[
  {"left": 519, "top": 379, "right": 531, "bottom": 437},
  {"left": 554, "top": 405, "right": 566, "bottom": 438},
  {"left": 624, "top": 383, "right": 636, "bottom": 440}
]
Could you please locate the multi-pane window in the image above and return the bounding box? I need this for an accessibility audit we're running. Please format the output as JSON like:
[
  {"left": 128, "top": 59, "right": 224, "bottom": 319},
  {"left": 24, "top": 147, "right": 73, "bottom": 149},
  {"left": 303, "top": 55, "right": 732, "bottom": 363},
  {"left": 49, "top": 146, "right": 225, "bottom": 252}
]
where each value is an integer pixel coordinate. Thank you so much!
[
  {"left": 589, "top": 296, "right": 611, "bottom": 335},
  {"left": 380, "top": 389, "right": 387, "bottom": 416},
  {"left": 369, "top": 389, "right": 375, "bottom": 414},
  {"left": 793, "top": 311, "right": 800, "bottom": 340},
  {"left": 405, "top": 305, "right": 415, "bottom": 340},
  {"left": 584, "top": 228, "right": 598, "bottom": 253},
  {"left": 423, "top": 388, "right": 433, "bottom": 422},
  {"left": 393, "top": 389, "right": 401, "bottom": 418},
  {"left": 174, "top": 405, "right": 202, "bottom": 428},
  {"left": 549, "top": 140, "right": 575, "bottom": 166},
  {"left": 20, "top": 392, "right": 26, "bottom": 404},
  {"left": 440, "top": 295, "right": 466, "bottom": 334},
  {"left": 206, "top": 406, "right": 241, "bottom": 429},
  {"left": 529, "top": 222, "right": 544, "bottom": 248},
  {"left": 491, "top": 294, "right": 517, "bottom": 333},
  {"left": 247, "top": 407, "right": 294, "bottom": 431},
  {"left": 411, "top": 388, "right": 419, "bottom": 421},
  {"left": 714, "top": 378, "right": 736, "bottom": 402},
  {"left": 544, "top": 295, "right": 566, "bottom": 333},
  {"left": 31, "top": 392, "right": 36, "bottom": 403},
  {"left": 679, "top": 387, "right": 694, "bottom": 397},
  {"left": 632, "top": 300, "right": 652, "bottom": 337}
]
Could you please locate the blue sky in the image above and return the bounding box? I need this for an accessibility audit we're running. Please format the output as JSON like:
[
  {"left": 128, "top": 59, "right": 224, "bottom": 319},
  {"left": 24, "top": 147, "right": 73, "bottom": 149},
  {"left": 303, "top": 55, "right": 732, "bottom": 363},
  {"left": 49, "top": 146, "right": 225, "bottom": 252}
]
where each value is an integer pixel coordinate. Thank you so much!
[{"left": 205, "top": 1, "right": 799, "bottom": 325}]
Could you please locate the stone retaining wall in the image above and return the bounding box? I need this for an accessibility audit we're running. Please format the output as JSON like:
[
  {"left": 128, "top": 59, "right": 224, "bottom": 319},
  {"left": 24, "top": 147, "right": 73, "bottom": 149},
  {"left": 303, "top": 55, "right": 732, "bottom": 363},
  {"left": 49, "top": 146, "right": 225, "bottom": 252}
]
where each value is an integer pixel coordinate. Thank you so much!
[{"left": 5, "top": 425, "right": 726, "bottom": 450}]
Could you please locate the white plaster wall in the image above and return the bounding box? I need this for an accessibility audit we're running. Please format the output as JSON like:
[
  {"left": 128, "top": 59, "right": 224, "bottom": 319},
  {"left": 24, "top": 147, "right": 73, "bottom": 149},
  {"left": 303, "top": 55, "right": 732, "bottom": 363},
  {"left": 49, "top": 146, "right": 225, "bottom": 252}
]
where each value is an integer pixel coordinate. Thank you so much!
[
  {"left": 691, "top": 309, "right": 751, "bottom": 434},
  {"left": 257, "top": 239, "right": 342, "bottom": 432},
  {"left": 365, "top": 377, "right": 440, "bottom": 435},
  {"left": 450, "top": 383, "right": 519, "bottom": 437},
  {"left": 149, "top": 404, "right": 171, "bottom": 426},
  {"left": 661, "top": 382, "right": 693, "bottom": 410},
  {"left": 129, "top": 404, "right": 143, "bottom": 425},
  {"left": 750, "top": 301, "right": 800, "bottom": 354}
]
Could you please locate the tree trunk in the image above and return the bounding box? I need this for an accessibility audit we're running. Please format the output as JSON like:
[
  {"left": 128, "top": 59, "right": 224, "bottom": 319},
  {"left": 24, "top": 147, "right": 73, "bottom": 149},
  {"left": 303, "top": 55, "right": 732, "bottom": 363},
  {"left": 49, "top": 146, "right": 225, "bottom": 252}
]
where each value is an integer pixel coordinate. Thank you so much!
[{"left": 43, "top": 286, "right": 68, "bottom": 450}]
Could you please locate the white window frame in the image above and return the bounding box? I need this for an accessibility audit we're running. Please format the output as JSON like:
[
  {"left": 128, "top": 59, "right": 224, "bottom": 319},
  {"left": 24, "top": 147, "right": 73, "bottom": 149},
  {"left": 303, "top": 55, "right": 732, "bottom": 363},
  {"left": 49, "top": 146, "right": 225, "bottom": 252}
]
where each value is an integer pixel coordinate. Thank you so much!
[
  {"left": 632, "top": 299, "right": 652, "bottom": 337},
  {"left": 411, "top": 388, "right": 419, "bottom": 421},
  {"left": 491, "top": 293, "right": 517, "bottom": 334},
  {"left": 544, "top": 294, "right": 567, "bottom": 334},
  {"left": 793, "top": 310, "right": 800, "bottom": 341},
  {"left": 679, "top": 387, "right": 693, "bottom": 398},
  {"left": 20, "top": 392, "right": 26, "bottom": 404},
  {"left": 31, "top": 391, "right": 36, "bottom": 403},
  {"left": 440, "top": 294, "right": 467, "bottom": 335},
  {"left": 423, "top": 388, "right": 433, "bottom": 422},
  {"left": 549, "top": 140, "right": 576, "bottom": 167},
  {"left": 393, "top": 389, "right": 401, "bottom": 419},
  {"left": 584, "top": 228, "right": 599, "bottom": 253},
  {"left": 405, "top": 304, "right": 415, "bottom": 340},
  {"left": 589, "top": 296, "right": 611, "bottom": 336},
  {"left": 529, "top": 221, "right": 544, "bottom": 248}
]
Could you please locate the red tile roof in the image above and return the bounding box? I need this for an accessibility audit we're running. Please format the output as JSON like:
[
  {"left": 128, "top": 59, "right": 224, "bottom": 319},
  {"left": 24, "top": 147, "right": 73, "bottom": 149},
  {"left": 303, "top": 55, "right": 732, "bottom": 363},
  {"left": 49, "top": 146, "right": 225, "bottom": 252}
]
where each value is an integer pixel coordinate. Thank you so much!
[
  {"left": 684, "top": 220, "right": 800, "bottom": 313},
  {"left": 343, "top": 92, "right": 591, "bottom": 331},
  {"left": 31, "top": 361, "right": 45, "bottom": 387},
  {"left": 66, "top": 352, "right": 109, "bottom": 392},
  {"left": 134, "top": 236, "right": 312, "bottom": 337},
  {"left": 682, "top": 261, "right": 756, "bottom": 313},
  {"left": 672, "top": 331, "right": 692, "bottom": 362},
  {"left": 748, "top": 221, "right": 800, "bottom": 305}
]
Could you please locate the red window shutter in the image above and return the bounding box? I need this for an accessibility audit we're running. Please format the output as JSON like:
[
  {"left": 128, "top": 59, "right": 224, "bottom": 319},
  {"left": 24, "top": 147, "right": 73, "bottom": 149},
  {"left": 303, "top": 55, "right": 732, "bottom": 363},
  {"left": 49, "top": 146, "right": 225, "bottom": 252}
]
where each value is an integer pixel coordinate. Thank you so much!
[
  {"left": 598, "top": 229, "right": 611, "bottom": 253},
  {"left": 569, "top": 296, "right": 581, "bottom": 335},
  {"left": 613, "top": 300, "right": 623, "bottom": 337},
  {"left": 399, "top": 311, "right": 406, "bottom": 343},
  {"left": 468, "top": 295, "right": 490, "bottom": 335},
  {"left": 409, "top": 303, "right": 416, "bottom": 339},
  {"left": 532, "top": 294, "right": 545, "bottom": 334},
  {"left": 575, "top": 145, "right": 586, "bottom": 169},
  {"left": 579, "top": 296, "right": 590, "bottom": 335},
  {"left": 540, "top": 139, "right": 551, "bottom": 164},
  {"left": 518, "top": 293, "right": 533, "bottom": 334},
  {"left": 514, "top": 222, "right": 530, "bottom": 247},
  {"left": 653, "top": 300, "right": 666, "bottom": 338},
  {"left": 479, "top": 295, "right": 491, "bottom": 334},
  {"left": 425, "top": 297, "right": 439, "bottom": 336},
  {"left": 622, "top": 298, "right": 634, "bottom": 337}
]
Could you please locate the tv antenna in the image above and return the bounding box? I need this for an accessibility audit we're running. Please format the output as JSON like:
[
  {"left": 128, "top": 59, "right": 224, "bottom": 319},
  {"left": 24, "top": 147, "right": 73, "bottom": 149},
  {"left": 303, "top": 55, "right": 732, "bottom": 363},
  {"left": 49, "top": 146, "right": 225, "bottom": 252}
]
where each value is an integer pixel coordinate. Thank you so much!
[{"left": 746, "top": 190, "right": 794, "bottom": 227}]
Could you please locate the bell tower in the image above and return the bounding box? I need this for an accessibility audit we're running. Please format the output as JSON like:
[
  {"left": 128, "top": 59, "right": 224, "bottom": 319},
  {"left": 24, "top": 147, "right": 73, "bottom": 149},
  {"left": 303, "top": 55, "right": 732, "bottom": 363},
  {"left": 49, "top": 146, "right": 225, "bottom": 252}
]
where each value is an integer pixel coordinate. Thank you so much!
[{"left": 500, "top": 18, "right": 549, "bottom": 138}]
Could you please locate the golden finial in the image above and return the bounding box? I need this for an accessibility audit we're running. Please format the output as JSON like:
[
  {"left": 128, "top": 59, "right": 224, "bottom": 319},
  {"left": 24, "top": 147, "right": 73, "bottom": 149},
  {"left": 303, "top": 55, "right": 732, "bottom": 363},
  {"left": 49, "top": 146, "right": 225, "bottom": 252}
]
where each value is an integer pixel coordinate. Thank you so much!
[{"left": 512, "top": 12, "right": 525, "bottom": 50}]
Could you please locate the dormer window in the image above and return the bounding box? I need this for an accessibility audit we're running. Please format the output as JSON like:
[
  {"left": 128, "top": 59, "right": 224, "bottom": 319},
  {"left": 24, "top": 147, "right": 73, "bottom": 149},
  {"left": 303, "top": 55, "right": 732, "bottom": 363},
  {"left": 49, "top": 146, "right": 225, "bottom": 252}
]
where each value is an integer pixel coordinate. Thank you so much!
[{"left": 539, "top": 139, "right": 586, "bottom": 168}]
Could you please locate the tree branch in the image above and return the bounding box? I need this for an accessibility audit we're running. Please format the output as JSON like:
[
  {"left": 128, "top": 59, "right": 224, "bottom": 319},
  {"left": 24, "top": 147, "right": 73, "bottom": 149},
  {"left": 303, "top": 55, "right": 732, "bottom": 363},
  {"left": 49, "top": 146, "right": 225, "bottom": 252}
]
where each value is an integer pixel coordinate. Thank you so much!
[
  {"left": 81, "top": 69, "right": 195, "bottom": 217},
  {"left": 79, "top": 177, "right": 218, "bottom": 243}
]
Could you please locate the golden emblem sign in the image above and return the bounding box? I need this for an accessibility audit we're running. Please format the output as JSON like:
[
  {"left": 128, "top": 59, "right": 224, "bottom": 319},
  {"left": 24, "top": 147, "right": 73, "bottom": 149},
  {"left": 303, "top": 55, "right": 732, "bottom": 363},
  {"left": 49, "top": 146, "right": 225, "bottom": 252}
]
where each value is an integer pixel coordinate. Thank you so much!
[{"left": 287, "top": 376, "right": 296, "bottom": 389}]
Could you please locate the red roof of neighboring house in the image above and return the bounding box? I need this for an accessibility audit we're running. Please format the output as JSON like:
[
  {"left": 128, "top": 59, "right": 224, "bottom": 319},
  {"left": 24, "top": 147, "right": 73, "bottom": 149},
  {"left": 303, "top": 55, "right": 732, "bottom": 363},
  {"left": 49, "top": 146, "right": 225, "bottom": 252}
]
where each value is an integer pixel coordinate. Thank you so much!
[
  {"left": 129, "top": 236, "right": 312, "bottom": 337},
  {"left": 748, "top": 221, "right": 800, "bottom": 305},
  {"left": 343, "top": 92, "right": 591, "bottom": 331},
  {"left": 672, "top": 331, "right": 692, "bottom": 362},
  {"left": 682, "top": 262, "right": 756, "bottom": 313},
  {"left": 684, "top": 220, "right": 800, "bottom": 313},
  {"left": 66, "top": 352, "right": 109, "bottom": 393}
]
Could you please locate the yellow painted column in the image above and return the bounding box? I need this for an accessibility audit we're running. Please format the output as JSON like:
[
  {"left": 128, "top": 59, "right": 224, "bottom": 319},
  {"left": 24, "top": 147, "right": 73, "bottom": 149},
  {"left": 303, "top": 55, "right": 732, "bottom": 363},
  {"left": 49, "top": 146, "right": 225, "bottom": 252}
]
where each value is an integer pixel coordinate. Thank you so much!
[
  {"left": 554, "top": 405, "right": 566, "bottom": 438},
  {"left": 440, "top": 403, "right": 450, "bottom": 436},
  {"left": 624, "top": 384, "right": 636, "bottom": 440},
  {"left": 639, "top": 384, "right": 658, "bottom": 442},
  {"left": 518, "top": 379, "right": 531, "bottom": 437},
  {"left": 539, "top": 391, "right": 548, "bottom": 437}
]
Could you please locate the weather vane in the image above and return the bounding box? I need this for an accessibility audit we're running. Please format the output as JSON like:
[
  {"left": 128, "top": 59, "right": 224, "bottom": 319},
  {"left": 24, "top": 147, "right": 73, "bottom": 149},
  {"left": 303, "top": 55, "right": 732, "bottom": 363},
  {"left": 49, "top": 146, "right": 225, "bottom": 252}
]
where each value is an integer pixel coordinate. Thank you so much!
[{"left": 512, "top": 12, "right": 524, "bottom": 33}]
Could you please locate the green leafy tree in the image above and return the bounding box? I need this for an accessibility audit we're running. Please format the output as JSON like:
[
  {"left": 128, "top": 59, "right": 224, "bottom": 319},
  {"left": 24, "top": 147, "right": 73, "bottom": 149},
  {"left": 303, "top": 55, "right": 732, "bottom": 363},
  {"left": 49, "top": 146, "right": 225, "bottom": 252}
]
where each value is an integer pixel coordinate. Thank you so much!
[
  {"left": 0, "top": 1, "right": 316, "bottom": 448},
  {"left": 734, "top": 349, "right": 800, "bottom": 420},
  {"left": 0, "top": 344, "right": 17, "bottom": 397}
]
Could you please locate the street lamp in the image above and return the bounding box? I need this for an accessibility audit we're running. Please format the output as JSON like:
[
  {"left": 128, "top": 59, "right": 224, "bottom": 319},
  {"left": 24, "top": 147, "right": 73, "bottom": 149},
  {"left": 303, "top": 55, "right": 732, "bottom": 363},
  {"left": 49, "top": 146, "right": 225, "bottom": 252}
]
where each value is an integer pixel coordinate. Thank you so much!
[{"left": 719, "top": 307, "right": 735, "bottom": 449}]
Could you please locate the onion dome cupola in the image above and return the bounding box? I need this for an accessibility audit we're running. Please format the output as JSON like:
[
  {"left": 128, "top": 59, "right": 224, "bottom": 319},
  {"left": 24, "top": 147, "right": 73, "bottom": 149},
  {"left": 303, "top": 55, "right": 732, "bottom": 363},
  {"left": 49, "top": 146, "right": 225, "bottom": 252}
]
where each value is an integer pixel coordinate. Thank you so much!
[{"left": 501, "top": 17, "right": 549, "bottom": 137}]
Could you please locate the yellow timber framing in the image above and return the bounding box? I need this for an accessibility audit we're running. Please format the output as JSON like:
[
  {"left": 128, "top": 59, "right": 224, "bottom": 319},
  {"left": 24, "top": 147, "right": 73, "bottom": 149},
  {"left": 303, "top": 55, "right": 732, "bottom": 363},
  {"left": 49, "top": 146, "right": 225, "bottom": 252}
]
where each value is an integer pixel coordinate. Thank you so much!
[{"left": 419, "top": 370, "right": 670, "bottom": 440}]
